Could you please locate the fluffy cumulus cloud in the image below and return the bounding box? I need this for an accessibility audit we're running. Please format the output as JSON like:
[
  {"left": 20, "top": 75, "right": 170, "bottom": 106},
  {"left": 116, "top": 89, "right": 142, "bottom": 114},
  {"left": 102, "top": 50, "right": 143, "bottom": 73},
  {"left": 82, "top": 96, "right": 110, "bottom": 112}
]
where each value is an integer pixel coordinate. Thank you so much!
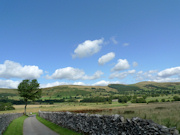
[
  {"left": 83, "top": 71, "right": 104, "bottom": 80},
  {"left": 98, "top": 52, "right": 115, "bottom": 65},
  {"left": 40, "top": 81, "right": 86, "bottom": 88},
  {"left": 136, "top": 70, "right": 158, "bottom": 81},
  {"left": 0, "top": 79, "right": 20, "bottom": 89},
  {"left": 0, "top": 60, "right": 43, "bottom": 79},
  {"left": 73, "top": 82, "right": 86, "bottom": 86},
  {"left": 152, "top": 77, "right": 180, "bottom": 82},
  {"left": 158, "top": 66, "right": 180, "bottom": 78},
  {"left": 72, "top": 38, "right": 103, "bottom": 58},
  {"left": 109, "top": 70, "right": 136, "bottom": 79},
  {"left": 47, "top": 67, "right": 103, "bottom": 80},
  {"left": 41, "top": 80, "right": 121, "bottom": 88},
  {"left": 92, "top": 80, "right": 121, "bottom": 86},
  {"left": 111, "top": 59, "right": 130, "bottom": 71},
  {"left": 135, "top": 68, "right": 180, "bottom": 82}
]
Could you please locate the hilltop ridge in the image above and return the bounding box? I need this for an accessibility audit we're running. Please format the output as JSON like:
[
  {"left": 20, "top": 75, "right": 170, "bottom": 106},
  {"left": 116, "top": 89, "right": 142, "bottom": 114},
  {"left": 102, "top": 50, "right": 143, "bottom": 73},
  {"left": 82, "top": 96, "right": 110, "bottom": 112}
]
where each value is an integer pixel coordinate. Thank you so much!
[{"left": 0, "top": 81, "right": 180, "bottom": 99}]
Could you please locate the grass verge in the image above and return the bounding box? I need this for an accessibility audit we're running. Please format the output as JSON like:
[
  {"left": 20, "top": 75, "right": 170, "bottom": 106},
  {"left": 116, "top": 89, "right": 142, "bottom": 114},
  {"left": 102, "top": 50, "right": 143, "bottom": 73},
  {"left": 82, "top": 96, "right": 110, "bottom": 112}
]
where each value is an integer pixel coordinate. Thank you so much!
[
  {"left": 36, "top": 115, "right": 81, "bottom": 135},
  {"left": 3, "top": 115, "right": 28, "bottom": 135}
]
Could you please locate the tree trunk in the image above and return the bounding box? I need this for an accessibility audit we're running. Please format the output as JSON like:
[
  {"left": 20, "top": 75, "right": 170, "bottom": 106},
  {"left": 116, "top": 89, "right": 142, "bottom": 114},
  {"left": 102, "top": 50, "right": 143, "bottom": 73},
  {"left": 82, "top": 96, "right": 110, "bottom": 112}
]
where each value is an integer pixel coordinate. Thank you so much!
[{"left": 24, "top": 102, "right": 27, "bottom": 115}]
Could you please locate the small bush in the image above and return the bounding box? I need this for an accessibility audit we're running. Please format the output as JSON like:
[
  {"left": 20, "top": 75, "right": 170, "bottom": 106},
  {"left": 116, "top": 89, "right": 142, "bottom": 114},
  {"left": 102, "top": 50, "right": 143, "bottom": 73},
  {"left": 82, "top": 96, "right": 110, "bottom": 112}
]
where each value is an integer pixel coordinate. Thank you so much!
[
  {"left": 123, "top": 110, "right": 135, "bottom": 114},
  {"left": 155, "top": 107, "right": 166, "bottom": 110},
  {"left": 0, "top": 102, "right": 15, "bottom": 111},
  {"left": 161, "top": 99, "right": 165, "bottom": 102}
]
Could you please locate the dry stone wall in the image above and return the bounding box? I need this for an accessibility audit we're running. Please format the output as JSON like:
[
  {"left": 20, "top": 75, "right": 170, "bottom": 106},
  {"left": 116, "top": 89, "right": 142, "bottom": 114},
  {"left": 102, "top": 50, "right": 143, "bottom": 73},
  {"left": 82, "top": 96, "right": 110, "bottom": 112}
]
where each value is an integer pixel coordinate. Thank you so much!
[
  {"left": 39, "top": 111, "right": 179, "bottom": 135},
  {"left": 0, "top": 113, "right": 23, "bottom": 135}
]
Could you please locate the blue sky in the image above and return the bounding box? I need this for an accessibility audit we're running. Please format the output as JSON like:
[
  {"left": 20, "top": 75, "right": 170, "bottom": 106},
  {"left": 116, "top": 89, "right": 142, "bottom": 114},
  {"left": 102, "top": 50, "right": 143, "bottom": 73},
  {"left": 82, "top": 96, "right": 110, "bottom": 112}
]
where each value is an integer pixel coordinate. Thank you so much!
[{"left": 0, "top": 0, "right": 180, "bottom": 88}]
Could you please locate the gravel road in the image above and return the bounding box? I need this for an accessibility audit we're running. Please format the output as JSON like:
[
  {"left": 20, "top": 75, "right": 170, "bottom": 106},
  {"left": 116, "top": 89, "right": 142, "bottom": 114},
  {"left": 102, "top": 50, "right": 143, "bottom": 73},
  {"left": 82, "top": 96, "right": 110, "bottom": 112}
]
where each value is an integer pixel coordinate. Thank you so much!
[{"left": 23, "top": 115, "right": 59, "bottom": 135}]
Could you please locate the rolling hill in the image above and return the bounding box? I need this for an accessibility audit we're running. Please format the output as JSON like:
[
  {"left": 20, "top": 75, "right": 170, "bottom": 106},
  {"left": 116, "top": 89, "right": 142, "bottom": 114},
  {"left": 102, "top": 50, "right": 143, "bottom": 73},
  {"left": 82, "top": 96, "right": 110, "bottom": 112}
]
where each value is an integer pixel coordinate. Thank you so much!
[{"left": 0, "top": 82, "right": 180, "bottom": 99}]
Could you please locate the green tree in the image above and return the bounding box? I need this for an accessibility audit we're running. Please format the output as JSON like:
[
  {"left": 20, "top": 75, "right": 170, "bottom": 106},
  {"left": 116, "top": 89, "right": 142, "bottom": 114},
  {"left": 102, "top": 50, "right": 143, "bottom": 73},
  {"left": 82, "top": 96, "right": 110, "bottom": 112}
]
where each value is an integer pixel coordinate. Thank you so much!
[
  {"left": 18, "top": 79, "right": 41, "bottom": 115},
  {"left": 118, "top": 96, "right": 128, "bottom": 103}
]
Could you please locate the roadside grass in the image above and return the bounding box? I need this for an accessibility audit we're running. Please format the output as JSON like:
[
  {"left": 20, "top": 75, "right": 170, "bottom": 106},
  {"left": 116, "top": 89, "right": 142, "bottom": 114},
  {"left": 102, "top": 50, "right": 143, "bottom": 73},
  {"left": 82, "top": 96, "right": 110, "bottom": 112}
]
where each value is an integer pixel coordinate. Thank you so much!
[
  {"left": 3, "top": 115, "right": 28, "bottom": 135},
  {"left": 36, "top": 115, "right": 81, "bottom": 135}
]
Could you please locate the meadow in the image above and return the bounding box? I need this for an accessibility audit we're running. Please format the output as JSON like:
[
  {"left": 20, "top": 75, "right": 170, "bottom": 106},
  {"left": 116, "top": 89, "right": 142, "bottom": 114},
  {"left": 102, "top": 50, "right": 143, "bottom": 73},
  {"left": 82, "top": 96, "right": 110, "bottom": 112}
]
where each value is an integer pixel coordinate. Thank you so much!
[
  {"left": 1, "top": 82, "right": 180, "bottom": 132},
  {"left": 1, "top": 101, "right": 180, "bottom": 131}
]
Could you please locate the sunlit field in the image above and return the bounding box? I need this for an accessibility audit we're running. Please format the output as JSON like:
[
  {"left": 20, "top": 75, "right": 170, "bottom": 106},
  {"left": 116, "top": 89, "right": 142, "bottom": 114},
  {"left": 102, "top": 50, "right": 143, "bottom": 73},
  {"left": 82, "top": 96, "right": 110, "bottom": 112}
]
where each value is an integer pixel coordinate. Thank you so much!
[{"left": 1, "top": 101, "right": 180, "bottom": 131}]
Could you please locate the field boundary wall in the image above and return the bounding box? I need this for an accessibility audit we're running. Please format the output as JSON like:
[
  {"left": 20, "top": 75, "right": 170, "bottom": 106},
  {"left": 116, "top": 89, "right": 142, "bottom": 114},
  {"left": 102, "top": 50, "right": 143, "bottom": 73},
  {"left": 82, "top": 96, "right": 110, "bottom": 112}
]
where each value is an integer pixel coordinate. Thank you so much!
[
  {"left": 0, "top": 113, "right": 23, "bottom": 135},
  {"left": 39, "top": 111, "right": 179, "bottom": 135}
]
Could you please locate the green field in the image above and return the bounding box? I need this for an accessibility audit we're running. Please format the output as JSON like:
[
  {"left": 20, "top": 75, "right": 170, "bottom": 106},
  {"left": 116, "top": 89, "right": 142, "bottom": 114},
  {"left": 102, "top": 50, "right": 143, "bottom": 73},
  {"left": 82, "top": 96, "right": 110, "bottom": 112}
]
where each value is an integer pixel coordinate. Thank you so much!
[
  {"left": 1, "top": 82, "right": 180, "bottom": 101},
  {"left": 1, "top": 82, "right": 180, "bottom": 132}
]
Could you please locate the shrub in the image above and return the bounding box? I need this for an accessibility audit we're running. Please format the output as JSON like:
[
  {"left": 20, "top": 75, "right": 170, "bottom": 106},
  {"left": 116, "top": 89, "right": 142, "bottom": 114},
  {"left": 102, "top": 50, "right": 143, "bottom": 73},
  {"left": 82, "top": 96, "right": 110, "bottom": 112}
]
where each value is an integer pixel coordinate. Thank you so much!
[
  {"left": 123, "top": 110, "right": 135, "bottom": 114},
  {"left": 0, "top": 102, "right": 15, "bottom": 111},
  {"left": 148, "top": 100, "right": 159, "bottom": 103},
  {"left": 173, "top": 96, "right": 180, "bottom": 101},
  {"left": 161, "top": 98, "right": 165, "bottom": 102},
  {"left": 136, "top": 98, "right": 146, "bottom": 103},
  {"left": 118, "top": 96, "right": 128, "bottom": 103}
]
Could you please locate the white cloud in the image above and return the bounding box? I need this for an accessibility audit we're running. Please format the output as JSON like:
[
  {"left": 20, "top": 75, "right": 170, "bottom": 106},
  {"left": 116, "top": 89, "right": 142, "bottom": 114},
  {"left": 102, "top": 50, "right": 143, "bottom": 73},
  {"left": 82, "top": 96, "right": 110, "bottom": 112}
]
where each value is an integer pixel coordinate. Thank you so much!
[
  {"left": 123, "top": 43, "right": 129, "bottom": 46},
  {"left": 41, "top": 80, "right": 122, "bottom": 88},
  {"left": 138, "top": 71, "right": 143, "bottom": 74},
  {"left": 135, "top": 69, "right": 180, "bottom": 82},
  {"left": 152, "top": 77, "right": 180, "bottom": 82},
  {"left": 136, "top": 70, "right": 158, "bottom": 81},
  {"left": 40, "top": 81, "right": 86, "bottom": 88},
  {"left": 98, "top": 52, "right": 115, "bottom": 65},
  {"left": 0, "top": 60, "right": 43, "bottom": 79},
  {"left": 72, "top": 38, "right": 103, "bottom": 58},
  {"left": 158, "top": 66, "right": 180, "bottom": 78},
  {"left": 111, "top": 59, "right": 130, "bottom": 71},
  {"left": 83, "top": 71, "right": 104, "bottom": 80},
  {"left": 133, "top": 62, "right": 138, "bottom": 67},
  {"left": 73, "top": 82, "right": 86, "bottom": 86},
  {"left": 47, "top": 67, "right": 84, "bottom": 80},
  {"left": 109, "top": 70, "right": 136, "bottom": 79},
  {"left": 0, "top": 79, "right": 20, "bottom": 89},
  {"left": 92, "top": 80, "right": 121, "bottom": 86},
  {"left": 40, "top": 81, "right": 69, "bottom": 88},
  {"left": 149, "top": 70, "right": 158, "bottom": 74},
  {"left": 47, "top": 67, "right": 103, "bottom": 80},
  {"left": 110, "top": 37, "right": 118, "bottom": 44}
]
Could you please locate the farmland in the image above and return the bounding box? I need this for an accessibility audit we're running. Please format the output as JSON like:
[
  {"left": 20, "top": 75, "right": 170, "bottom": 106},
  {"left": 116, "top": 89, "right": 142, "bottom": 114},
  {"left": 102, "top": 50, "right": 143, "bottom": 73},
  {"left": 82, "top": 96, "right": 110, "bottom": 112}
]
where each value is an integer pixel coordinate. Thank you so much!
[
  {"left": 1, "top": 81, "right": 180, "bottom": 131},
  {"left": 1, "top": 101, "right": 180, "bottom": 131}
]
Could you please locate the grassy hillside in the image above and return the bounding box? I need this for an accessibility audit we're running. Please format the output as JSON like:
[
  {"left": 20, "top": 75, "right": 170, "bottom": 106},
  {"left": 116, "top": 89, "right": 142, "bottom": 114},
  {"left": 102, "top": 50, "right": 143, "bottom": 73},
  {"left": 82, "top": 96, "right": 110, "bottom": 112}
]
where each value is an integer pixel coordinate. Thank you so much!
[
  {"left": 134, "top": 81, "right": 180, "bottom": 89},
  {"left": 1, "top": 82, "right": 180, "bottom": 100},
  {"left": 0, "top": 88, "right": 18, "bottom": 97},
  {"left": 108, "top": 82, "right": 180, "bottom": 95},
  {"left": 42, "top": 85, "right": 117, "bottom": 99}
]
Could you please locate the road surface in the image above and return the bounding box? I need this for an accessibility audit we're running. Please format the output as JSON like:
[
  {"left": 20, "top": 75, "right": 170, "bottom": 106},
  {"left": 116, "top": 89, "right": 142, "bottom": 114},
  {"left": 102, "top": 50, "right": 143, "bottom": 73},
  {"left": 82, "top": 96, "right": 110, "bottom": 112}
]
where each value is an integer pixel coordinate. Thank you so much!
[{"left": 23, "top": 115, "right": 59, "bottom": 135}]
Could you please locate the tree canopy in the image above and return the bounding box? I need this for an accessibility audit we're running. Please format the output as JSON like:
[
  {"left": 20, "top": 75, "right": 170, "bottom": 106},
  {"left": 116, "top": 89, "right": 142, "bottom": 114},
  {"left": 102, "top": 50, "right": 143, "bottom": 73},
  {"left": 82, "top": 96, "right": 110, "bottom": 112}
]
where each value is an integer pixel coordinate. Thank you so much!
[{"left": 18, "top": 79, "right": 41, "bottom": 114}]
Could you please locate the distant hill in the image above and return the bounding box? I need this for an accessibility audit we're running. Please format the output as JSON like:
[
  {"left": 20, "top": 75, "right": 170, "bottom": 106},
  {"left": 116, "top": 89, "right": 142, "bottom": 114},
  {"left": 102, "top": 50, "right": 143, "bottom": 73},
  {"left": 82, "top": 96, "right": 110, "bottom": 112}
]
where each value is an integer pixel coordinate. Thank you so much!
[
  {"left": 42, "top": 85, "right": 117, "bottom": 98},
  {"left": 133, "top": 81, "right": 180, "bottom": 92},
  {"left": 108, "top": 81, "right": 180, "bottom": 95},
  {"left": 1, "top": 82, "right": 180, "bottom": 99},
  {"left": 0, "top": 88, "right": 18, "bottom": 97}
]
